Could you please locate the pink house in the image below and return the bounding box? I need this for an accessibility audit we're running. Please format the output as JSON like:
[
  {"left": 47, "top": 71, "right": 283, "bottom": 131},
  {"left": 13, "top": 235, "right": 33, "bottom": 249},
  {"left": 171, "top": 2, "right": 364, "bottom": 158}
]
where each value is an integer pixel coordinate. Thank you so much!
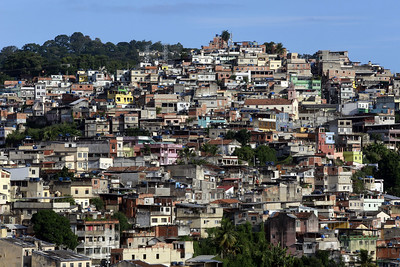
[{"left": 138, "top": 143, "right": 183, "bottom": 166}]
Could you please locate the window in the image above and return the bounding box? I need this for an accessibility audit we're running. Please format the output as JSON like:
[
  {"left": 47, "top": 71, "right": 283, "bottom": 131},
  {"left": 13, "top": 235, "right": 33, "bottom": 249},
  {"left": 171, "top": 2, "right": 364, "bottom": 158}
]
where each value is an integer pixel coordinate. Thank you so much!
[
  {"left": 152, "top": 218, "right": 158, "bottom": 223},
  {"left": 3, "top": 185, "right": 7, "bottom": 190},
  {"left": 75, "top": 189, "right": 78, "bottom": 194},
  {"left": 143, "top": 254, "right": 146, "bottom": 260},
  {"left": 78, "top": 264, "right": 82, "bottom": 267},
  {"left": 85, "top": 190, "right": 89, "bottom": 195},
  {"left": 132, "top": 255, "right": 135, "bottom": 260},
  {"left": 70, "top": 263, "right": 74, "bottom": 267},
  {"left": 161, "top": 218, "right": 167, "bottom": 223},
  {"left": 156, "top": 254, "right": 160, "bottom": 259}
]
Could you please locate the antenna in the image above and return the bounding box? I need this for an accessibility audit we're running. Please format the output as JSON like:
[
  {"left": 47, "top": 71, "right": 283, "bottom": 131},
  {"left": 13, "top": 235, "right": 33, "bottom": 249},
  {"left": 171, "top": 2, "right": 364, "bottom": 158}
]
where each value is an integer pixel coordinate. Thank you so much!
[
  {"left": 229, "top": 31, "right": 233, "bottom": 50},
  {"left": 163, "top": 44, "right": 169, "bottom": 63},
  {"left": 144, "top": 44, "right": 150, "bottom": 64}
]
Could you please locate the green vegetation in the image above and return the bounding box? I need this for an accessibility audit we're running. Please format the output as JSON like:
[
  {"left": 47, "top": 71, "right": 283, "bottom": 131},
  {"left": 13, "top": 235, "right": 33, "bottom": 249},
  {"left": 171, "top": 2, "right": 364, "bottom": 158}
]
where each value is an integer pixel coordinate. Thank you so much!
[
  {"left": 351, "top": 166, "right": 374, "bottom": 194},
  {"left": 177, "top": 147, "right": 196, "bottom": 165},
  {"left": 0, "top": 32, "right": 187, "bottom": 83},
  {"left": 52, "top": 166, "right": 75, "bottom": 181},
  {"left": 200, "top": 143, "right": 219, "bottom": 156},
  {"left": 4, "top": 130, "right": 25, "bottom": 147},
  {"left": 176, "top": 147, "right": 210, "bottom": 165},
  {"left": 363, "top": 143, "right": 400, "bottom": 195},
  {"left": 221, "top": 30, "right": 230, "bottom": 42},
  {"left": 225, "top": 129, "right": 251, "bottom": 146},
  {"left": 195, "top": 219, "right": 343, "bottom": 267},
  {"left": 5, "top": 122, "right": 81, "bottom": 147},
  {"left": 357, "top": 249, "right": 375, "bottom": 267},
  {"left": 195, "top": 219, "right": 295, "bottom": 266},
  {"left": 263, "top": 41, "right": 286, "bottom": 55},
  {"left": 90, "top": 197, "right": 104, "bottom": 211},
  {"left": 31, "top": 210, "right": 78, "bottom": 249},
  {"left": 233, "top": 145, "right": 277, "bottom": 166},
  {"left": 112, "top": 212, "right": 131, "bottom": 233}
]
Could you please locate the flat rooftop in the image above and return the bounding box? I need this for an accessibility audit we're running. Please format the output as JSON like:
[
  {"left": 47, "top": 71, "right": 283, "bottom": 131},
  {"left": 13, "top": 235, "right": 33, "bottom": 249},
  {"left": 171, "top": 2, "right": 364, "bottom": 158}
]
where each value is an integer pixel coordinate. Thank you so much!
[{"left": 33, "top": 250, "right": 91, "bottom": 262}]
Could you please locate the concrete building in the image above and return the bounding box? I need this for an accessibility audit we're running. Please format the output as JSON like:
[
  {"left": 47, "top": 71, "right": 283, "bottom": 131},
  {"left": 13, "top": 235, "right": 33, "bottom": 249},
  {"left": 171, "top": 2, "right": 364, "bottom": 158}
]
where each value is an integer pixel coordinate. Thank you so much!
[
  {"left": 72, "top": 218, "right": 120, "bottom": 265},
  {"left": 0, "top": 237, "right": 55, "bottom": 267},
  {"left": 32, "top": 250, "right": 91, "bottom": 267}
]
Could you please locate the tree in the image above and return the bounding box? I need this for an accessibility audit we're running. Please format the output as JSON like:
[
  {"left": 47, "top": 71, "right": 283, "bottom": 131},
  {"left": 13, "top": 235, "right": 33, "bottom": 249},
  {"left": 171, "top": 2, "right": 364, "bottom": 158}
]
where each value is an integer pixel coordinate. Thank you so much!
[
  {"left": 351, "top": 167, "right": 374, "bottom": 194},
  {"left": 90, "top": 197, "right": 104, "bottom": 211},
  {"left": 199, "top": 221, "right": 297, "bottom": 266},
  {"left": 5, "top": 130, "right": 25, "bottom": 147},
  {"left": 235, "top": 129, "right": 251, "bottom": 146},
  {"left": 112, "top": 212, "right": 131, "bottom": 233},
  {"left": 264, "top": 42, "right": 276, "bottom": 54},
  {"left": 141, "top": 144, "right": 151, "bottom": 156},
  {"left": 70, "top": 32, "right": 90, "bottom": 54},
  {"left": 177, "top": 147, "right": 196, "bottom": 165},
  {"left": 211, "top": 218, "right": 237, "bottom": 258},
  {"left": 274, "top": 43, "right": 286, "bottom": 55},
  {"left": 358, "top": 249, "right": 375, "bottom": 267},
  {"left": 234, "top": 146, "right": 255, "bottom": 164},
  {"left": 3, "top": 51, "right": 45, "bottom": 78},
  {"left": 363, "top": 143, "right": 400, "bottom": 195},
  {"left": 53, "top": 166, "right": 75, "bottom": 180},
  {"left": 201, "top": 143, "right": 219, "bottom": 156},
  {"left": 225, "top": 129, "right": 251, "bottom": 146},
  {"left": 221, "top": 30, "right": 230, "bottom": 42},
  {"left": 31, "top": 210, "right": 78, "bottom": 249},
  {"left": 263, "top": 41, "right": 286, "bottom": 55},
  {"left": 255, "top": 145, "right": 277, "bottom": 165}
]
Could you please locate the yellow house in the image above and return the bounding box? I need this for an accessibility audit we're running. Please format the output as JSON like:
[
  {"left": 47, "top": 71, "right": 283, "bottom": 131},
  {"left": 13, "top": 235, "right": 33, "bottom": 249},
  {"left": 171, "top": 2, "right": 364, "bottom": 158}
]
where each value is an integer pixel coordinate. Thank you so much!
[
  {"left": 268, "top": 59, "right": 282, "bottom": 71},
  {"left": 107, "top": 87, "right": 134, "bottom": 105},
  {"left": 111, "top": 241, "right": 193, "bottom": 266},
  {"left": 339, "top": 227, "right": 378, "bottom": 261},
  {"left": 0, "top": 169, "right": 10, "bottom": 203},
  {"left": 53, "top": 180, "right": 93, "bottom": 208},
  {"left": 343, "top": 151, "right": 363, "bottom": 164},
  {"left": 258, "top": 116, "right": 276, "bottom": 132}
]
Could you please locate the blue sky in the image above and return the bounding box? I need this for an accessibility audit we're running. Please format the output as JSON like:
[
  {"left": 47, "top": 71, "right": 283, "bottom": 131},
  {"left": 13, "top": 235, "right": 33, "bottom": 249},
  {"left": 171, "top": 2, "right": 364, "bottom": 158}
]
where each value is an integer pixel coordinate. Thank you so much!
[{"left": 1, "top": 0, "right": 400, "bottom": 72}]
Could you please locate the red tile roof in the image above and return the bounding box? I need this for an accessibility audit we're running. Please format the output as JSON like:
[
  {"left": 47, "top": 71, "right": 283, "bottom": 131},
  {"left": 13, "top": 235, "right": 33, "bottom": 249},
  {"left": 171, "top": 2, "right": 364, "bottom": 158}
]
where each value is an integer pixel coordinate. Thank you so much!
[
  {"left": 244, "top": 98, "right": 292, "bottom": 106},
  {"left": 217, "top": 185, "right": 234, "bottom": 191},
  {"left": 207, "top": 139, "right": 234, "bottom": 145},
  {"left": 211, "top": 199, "right": 240, "bottom": 204}
]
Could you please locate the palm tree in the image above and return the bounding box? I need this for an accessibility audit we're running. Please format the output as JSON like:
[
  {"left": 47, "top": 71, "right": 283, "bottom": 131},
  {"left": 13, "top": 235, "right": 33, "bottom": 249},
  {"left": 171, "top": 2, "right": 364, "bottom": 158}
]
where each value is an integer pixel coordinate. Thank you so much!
[
  {"left": 264, "top": 41, "right": 276, "bottom": 54},
  {"left": 275, "top": 43, "right": 286, "bottom": 55},
  {"left": 210, "top": 218, "right": 238, "bottom": 259},
  {"left": 265, "top": 243, "right": 295, "bottom": 267},
  {"left": 177, "top": 147, "right": 196, "bottom": 164},
  {"left": 358, "top": 249, "right": 375, "bottom": 267},
  {"left": 201, "top": 143, "right": 219, "bottom": 156}
]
